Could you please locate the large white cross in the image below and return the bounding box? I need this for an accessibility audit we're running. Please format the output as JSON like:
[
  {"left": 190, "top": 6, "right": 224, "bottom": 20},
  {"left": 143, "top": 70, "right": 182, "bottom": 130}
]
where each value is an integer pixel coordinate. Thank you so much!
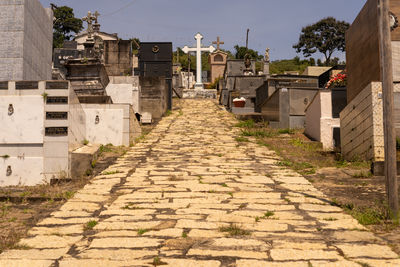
[{"left": 182, "top": 33, "right": 215, "bottom": 89}]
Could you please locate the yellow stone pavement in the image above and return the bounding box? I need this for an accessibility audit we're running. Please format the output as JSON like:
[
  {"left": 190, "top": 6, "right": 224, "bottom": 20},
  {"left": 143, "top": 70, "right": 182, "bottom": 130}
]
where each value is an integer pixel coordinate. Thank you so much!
[{"left": 1, "top": 99, "right": 399, "bottom": 267}]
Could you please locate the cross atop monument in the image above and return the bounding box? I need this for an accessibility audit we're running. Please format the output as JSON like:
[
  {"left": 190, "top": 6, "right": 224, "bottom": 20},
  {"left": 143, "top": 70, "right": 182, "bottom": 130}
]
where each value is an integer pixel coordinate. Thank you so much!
[
  {"left": 182, "top": 33, "right": 215, "bottom": 89},
  {"left": 212, "top": 36, "right": 224, "bottom": 50},
  {"left": 83, "top": 11, "right": 96, "bottom": 40}
]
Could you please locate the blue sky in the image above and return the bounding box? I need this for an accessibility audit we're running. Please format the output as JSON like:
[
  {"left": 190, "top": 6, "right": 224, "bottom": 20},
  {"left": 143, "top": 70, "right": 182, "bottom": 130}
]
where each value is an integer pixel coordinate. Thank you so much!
[{"left": 40, "top": 0, "right": 367, "bottom": 61}]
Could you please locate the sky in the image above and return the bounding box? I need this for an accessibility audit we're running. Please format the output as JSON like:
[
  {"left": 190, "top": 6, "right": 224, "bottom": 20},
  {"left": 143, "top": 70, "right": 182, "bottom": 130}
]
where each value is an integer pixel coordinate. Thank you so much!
[{"left": 40, "top": 0, "right": 367, "bottom": 61}]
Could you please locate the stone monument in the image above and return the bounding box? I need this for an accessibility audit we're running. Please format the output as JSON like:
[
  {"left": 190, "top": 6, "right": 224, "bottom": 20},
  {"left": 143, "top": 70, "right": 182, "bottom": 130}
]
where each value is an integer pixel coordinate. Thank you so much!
[
  {"left": 182, "top": 33, "right": 216, "bottom": 89},
  {"left": 264, "top": 48, "right": 270, "bottom": 76},
  {"left": 209, "top": 36, "right": 228, "bottom": 84}
]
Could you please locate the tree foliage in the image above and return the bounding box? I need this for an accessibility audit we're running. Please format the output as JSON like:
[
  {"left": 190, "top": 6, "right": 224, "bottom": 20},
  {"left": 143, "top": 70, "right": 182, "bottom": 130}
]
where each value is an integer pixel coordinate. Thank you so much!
[
  {"left": 293, "top": 17, "right": 349, "bottom": 64},
  {"left": 233, "top": 45, "right": 263, "bottom": 60},
  {"left": 270, "top": 57, "right": 313, "bottom": 74},
  {"left": 52, "top": 4, "right": 83, "bottom": 48}
]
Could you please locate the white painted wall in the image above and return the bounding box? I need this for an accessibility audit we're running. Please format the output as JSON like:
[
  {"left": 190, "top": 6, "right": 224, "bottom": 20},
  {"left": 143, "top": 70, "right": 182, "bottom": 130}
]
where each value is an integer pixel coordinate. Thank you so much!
[
  {"left": 0, "top": 96, "right": 44, "bottom": 143},
  {"left": 305, "top": 91, "right": 339, "bottom": 150},
  {"left": 82, "top": 104, "right": 130, "bottom": 146},
  {"left": 0, "top": 157, "right": 44, "bottom": 186},
  {"left": 106, "top": 76, "right": 140, "bottom": 113}
]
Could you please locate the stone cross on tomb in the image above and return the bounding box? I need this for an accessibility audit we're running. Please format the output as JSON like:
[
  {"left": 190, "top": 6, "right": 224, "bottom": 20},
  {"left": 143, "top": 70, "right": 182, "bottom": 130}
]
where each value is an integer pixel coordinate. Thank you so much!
[
  {"left": 182, "top": 33, "right": 215, "bottom": 89},
  {"left": 83, "top": 11, "right": 96, "bottom": 40},
  {"left": 212, "top": 36, "right": 224, "bottom": 50}
]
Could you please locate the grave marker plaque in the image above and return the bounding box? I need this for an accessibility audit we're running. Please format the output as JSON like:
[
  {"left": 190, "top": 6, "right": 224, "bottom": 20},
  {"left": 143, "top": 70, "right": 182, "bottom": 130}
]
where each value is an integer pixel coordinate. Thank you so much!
[
  {"left": 0, "top": 82, "right": 8, "bottom": 90},
  {"left": 45, "top": 127, "right": 68, "bottom": 136},
  {"left": 46, "top": 81, "right": 69, "bottom": 90},
  {"left": 46, "top": 97, "right": 68, "bottom": 104},
  {"left": 15, "top": 81, "right": 39, "bottom": 90},
  {"left": 46, "top": 112, "right": 68, "bottom": 120}
]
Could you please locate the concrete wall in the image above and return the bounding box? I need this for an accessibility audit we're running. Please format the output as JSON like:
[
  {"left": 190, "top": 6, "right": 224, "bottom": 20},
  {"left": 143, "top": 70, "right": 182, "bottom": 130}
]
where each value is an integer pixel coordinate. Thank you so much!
[
  {"left": 106, "top": 76, "right": 140, "bottom": 113},
  {"left": 82, "top": 104, "right": 132, "bottom": 146},
  {"left": 104, "top": 40, "right": 133, "bottom": 76},
  {"left": 340, "top": 82, "right": 384, "bottom": 161},
  {"left": 305, "top": 91, "right": 340, "bottom": 150},
  {"left": 0, "top": 0, "right": 52, "bottom": 81},
  {"left": 140, "top": 77, "right": 168, "bottom": 119}
]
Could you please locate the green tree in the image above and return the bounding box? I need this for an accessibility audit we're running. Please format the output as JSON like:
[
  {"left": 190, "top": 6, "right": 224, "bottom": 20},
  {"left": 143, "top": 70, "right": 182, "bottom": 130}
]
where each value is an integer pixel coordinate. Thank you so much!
[
  {"left": 233, "top": 45, "right": 263, "bottom": 60},
  {"left": 293, "top": 17, "right": 349, "bottom": 64},
  {"left": 52, "top": 4, "right": 83, "bottom": 48}
]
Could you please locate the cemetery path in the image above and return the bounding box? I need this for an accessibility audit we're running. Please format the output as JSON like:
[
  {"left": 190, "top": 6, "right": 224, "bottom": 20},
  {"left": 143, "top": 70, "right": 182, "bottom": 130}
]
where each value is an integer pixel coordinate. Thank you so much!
[{"left": 1, "top": 99, "right": 399, "bottom": 267}]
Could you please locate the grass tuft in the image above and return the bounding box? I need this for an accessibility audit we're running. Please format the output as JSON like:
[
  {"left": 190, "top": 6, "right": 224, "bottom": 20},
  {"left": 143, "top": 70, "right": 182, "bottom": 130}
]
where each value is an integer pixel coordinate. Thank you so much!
[{"left": 219, "top": 224, "right": 251, "bottom": 236}]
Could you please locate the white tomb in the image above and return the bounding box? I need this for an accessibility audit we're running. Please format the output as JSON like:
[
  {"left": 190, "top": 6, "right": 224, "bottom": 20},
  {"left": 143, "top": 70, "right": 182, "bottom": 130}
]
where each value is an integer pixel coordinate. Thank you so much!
[
  {"left": 82, "top": 103, "right": 141, "bottom": 146},
  {"left": 106, "top": 76, "right": 141, "bottom": 114},
  {"left": 305, "top": 89, "right": 343, "bottom": 150},
  {"left": 182, "top": 33, "right": 215, "bottom": 89},
  {"left": 0, "top": 81, "right": 85, "bottom": 185}
]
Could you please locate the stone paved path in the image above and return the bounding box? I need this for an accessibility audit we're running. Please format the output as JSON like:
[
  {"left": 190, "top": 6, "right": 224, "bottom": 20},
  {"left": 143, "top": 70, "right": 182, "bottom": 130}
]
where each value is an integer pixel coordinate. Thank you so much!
[{"left": 1, "top": 100, "right": 399, "bottom": 267}]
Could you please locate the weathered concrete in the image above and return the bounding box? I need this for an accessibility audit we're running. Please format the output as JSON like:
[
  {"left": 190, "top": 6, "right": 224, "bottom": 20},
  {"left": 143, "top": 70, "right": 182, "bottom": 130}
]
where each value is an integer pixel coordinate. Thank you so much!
[{"left": 1, "top": 99, "right": 398, "bottom": 266}]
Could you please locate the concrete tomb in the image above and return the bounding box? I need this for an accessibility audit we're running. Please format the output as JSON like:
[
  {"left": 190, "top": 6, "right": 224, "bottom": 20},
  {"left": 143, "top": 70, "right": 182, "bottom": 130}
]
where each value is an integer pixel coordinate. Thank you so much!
[
  {"left": 136, "top": 42, "right": 173, "bottom": 117},
  {"left": 258, "top": 75, "right": 320, "bottom": 129},
  {"left": 0, "top": 0, "right": 53, "bottom": 81},
  {"left": 0, "top": 81, "right": 85, "bottom": 185},
  {"left": 305, "top": 88, "right": 347, "bottom": 150}
]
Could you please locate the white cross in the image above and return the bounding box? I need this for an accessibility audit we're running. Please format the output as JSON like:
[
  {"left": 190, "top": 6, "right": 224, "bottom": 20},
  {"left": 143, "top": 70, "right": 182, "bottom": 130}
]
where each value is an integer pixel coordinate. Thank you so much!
[{"left": 182, "top": 33, "right": 215, "bottom": 89}]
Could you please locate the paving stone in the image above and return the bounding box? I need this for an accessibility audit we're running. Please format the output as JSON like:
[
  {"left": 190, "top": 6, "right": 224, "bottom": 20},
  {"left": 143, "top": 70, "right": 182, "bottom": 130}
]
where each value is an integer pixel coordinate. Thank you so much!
[
  {"left": 270, "top": 249, "right": 341, "bottom": 261},
  {"left": 236, "top": 260, "right": 308, "bottom": 267},
  {"left": 0, "top": 248, "right": 68, "bottom": 260},
  {"left": 0, "top": 260, "right": 54, "bottom": 267},
  {"left": 187, "top": 248, "right": 268, "bottom": 259},
  {"left": 18, "top": 235, "right": 82, "bottom": 249},
  {"left": 335, "top": 244, "right": 398, "bottom": 259},
  {"left": 78, "top": 249, "right": 157, "bottom": 260},
  {"left": 162, "top": 259, "right": 221, "bottom": 267},
  {"left": 89, "top": 237, "right": 162, "bottom": 248}
]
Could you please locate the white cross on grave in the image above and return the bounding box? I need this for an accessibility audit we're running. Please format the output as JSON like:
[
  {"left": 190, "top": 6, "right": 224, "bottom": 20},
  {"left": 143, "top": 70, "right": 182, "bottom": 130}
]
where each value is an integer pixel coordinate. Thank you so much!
[{"left": 182, "top": 33, "right": 215, "bottom": 89}]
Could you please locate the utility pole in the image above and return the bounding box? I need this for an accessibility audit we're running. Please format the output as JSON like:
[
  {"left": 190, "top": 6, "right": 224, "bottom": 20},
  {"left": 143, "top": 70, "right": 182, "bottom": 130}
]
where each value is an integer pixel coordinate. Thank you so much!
[
  {"left": 187, "top": 52, "right": 191, "bottom": 89},
  {"left": 378, "top": 0, "right": 399, "bottom": 218}
]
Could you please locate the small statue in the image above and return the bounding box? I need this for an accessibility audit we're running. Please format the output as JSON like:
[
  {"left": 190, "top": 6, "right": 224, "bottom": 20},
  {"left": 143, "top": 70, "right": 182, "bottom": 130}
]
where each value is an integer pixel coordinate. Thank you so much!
[
  {"left": 244, "top": 53, "right": 251, "bottom": 69},
  {"left": 265, "top": 48, "right": 270, "bottom": 62}
]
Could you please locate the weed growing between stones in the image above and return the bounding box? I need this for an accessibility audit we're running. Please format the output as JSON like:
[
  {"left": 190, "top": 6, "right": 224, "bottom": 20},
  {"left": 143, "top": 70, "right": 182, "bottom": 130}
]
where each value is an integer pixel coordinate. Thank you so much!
[
  {"left": 137, "top": 229, "right": 149, "bottom": 235},
  {"left": 84, "top": 220, "right": 98, "bottom": 230},
  {"left": 219, "top": 224, "right": 250, "bottom": 236}
]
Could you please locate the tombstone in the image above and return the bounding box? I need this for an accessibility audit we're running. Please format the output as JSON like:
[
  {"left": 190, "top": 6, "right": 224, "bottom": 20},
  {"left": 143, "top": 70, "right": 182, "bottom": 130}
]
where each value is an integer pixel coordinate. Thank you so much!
[
  {"left": 0, "top": 0, "right": 53, "bottom": 81},
  {"left": 0, "top": 81, "right": 86, "bottom": 185},
  {"left": 230, "top": 76, "right": 265, "bottom": 114},
  {"left": 220, "top": 59, "right": 257, "bottom": 108},
  {"left": 182, "top": 33, "right": 216, "bottom": 89},
  {"left": 341, "top": 0, "right": 400, "bottom": 162},
  {"left": 259, "top": 75, "right": 320, "bottom": 128},
  {"left": 305, "top": 87, "right": 347, "bottom": 150},
  {"left": 136, "top": 42, "right": 173, "bottom": 111},
  {"left": 64, "top": 58, "right": 111, "bottom": 103}
]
